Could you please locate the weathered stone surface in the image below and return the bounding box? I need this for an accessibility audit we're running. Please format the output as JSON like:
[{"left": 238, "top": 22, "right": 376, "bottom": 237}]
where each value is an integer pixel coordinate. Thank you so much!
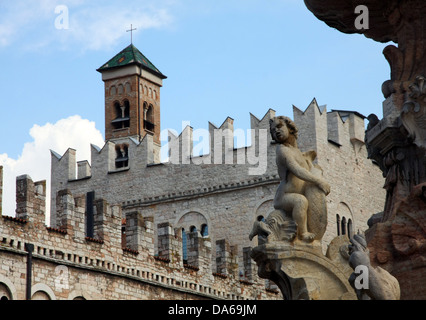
[
  {"left": 367, "top": 183, "right": 426, "bottom": 299},
  {"left": 0, "top": 178, "right": 278, "bottom": 300},
  {"left": 264, "top": 116, "right": 330, "bottom": 243},
  {"left": 0, "top": 42, "right": 386, "bottom": 300},
  {"left": 251, "top": 240, "right": 356, "bottom": 300},
  {"left": 304, "top": 0, "right": 426, "bottom": 300},
  {"left": 348, "top": 234, "right": 400, "bottom": 300},
  {"left": 249, "top": 115, "right": 358, "bottom": 300}
]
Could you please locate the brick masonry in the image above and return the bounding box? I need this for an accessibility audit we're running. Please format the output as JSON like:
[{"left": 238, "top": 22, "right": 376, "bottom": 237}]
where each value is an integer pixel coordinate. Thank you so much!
[
  {"left": 0, "top": 101, "right": 386, "bottom": 300},
  {"left": 0, "top": 175, "right": 278, "bottom": 300},
  {"left": 104, "top": 75, "right": 161, "bottom": 145}
]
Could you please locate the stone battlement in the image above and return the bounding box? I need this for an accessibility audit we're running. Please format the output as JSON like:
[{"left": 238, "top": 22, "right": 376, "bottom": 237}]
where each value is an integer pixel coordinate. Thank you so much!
[
  {"left": 0, "top": 102, "right": 384, "bottom": 300},
  {"left": 0, "top": 174, "right": 278, "bottom": 300},
  {"left": 52, "top": 101, "right": 367, "bottom": 181},
  {"left": 293, "top": 98, "right": 367, "bottom": 153},
  {"left": 50, "top": 103, "right": 368, "bottom": 227}
]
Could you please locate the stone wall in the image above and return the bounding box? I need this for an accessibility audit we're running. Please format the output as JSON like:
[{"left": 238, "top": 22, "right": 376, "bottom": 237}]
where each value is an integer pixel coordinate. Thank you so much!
[
  {"left": 0, "top": 166, "right": 2, "bottom": 216},
  {"left": 104, "top": 75, "right": 162, "bottom": 146},
  {"left": 47, "top": 104, "right": 385, "bottom": 269},
  {"left": 0, "top": 175, "right": 279, "bottom": 300},
  {"left": 293, "top": 100, "right": 386, "bottom": 247},
  {"left": 0, "top": 103, "right": 386, "bottom": 300}
]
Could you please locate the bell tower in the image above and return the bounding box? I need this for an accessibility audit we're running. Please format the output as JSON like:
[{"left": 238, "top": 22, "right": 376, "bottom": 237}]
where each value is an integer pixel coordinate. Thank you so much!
[{"left": 97, "top": 44, "right": 167, "bottom": 145}]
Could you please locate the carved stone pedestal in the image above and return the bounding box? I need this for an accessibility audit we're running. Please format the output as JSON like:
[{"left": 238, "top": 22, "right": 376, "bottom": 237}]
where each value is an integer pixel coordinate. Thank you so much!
[{"left": 250, "top": 238, "right": 356, "bottom": 300}]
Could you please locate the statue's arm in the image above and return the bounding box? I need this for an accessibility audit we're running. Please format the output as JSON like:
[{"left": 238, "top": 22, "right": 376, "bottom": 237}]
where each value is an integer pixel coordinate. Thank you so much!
[{"left": 280, "top": 147, "right": 330, "bottom": 194}]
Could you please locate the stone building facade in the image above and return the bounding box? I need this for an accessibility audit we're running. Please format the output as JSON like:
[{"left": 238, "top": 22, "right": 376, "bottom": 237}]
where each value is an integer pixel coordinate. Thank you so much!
[
  {"left": 0, "top": 171, "right": 278, "bottom": 300},
  {"left": 0, "top": 44, "right": 386, "bottom": 300}
]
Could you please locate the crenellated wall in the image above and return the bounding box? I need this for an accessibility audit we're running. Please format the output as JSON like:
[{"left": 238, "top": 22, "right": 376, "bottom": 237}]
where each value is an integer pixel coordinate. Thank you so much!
[
  {"left": 0, "top": 103, "right": 386, "bottom": 300},
  {"left": 0, "top": 174, "right": 279, "bottom": 300},
  {"left": 48, "top": 104, "right": 384, "bottom": 255},
  {"left": 293, "top": 99, "right": 386, "bottom": 246}
]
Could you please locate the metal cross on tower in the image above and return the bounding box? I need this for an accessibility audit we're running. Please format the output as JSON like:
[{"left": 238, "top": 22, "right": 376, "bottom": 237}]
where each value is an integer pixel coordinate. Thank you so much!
[{"left": 126, "top": 24, "right": 137, "bottom": 44}]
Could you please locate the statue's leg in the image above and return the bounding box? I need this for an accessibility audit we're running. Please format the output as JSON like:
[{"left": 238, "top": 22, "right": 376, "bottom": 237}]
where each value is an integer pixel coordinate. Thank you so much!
[{"left": 277, "top": 193, "right": 315, "bottom": 242}]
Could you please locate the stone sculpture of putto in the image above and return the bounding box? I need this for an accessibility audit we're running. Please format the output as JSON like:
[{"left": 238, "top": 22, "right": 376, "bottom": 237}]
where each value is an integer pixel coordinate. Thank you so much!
[{"left": 249, "top": 116, "right": 330, "bottom": 244}]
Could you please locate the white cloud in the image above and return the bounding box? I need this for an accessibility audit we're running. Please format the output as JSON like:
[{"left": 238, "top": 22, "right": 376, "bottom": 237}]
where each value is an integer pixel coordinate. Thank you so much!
[
  {"left": 0, "top": 115, "right": 104, "bottom": 224},
  {"left": 0, "top": 1, "right": 175, "bottom": 51},
  {"left": 64, "top": 5, "right": 174, "bottom": 51}
]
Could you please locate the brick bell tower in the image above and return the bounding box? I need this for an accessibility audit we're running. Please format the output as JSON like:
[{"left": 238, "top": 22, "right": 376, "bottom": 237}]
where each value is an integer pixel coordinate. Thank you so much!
[{"left": 97, "top": 44, "right": 167, "bottom": 145}]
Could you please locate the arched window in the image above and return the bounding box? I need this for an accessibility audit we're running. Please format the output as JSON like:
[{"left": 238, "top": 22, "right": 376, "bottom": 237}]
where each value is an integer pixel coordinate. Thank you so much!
[
  {"left": 31, "top": 291, "right": 51, "bottom": 300},
  {"left": 154, "top": 90, "right": 158, "bottom": 100},
  {"left": 123, "top": 100, "right": 130, "bottom": 117},
  {"left": 146, "top": 105, "right": 154, "bottom": 123},
  {"left": 114, "top": 101, "right": 121, "bottom": 117},
  {"left": 115, "top": 144, "right": 129, "bottom": 168},
  {"left": 0, "top": 283, "right": 12, "bottom": 300},
  {"left": 125, "top": 82, "right": 131, "bottom": 94},
  {"left": 110, "top": 86, "right": 117, "bottom": 96},
  {"left": 112, "top": 101, "right": 130, "bottom": 129},
  {"left": 178, "top": 211, "right": 208, "bottom": 245},
  {"left": 348, "top": 219, "right": 353, "bottom": 239},
  {"left": 336, "top": 214, "right": 341, "bottom": 236},
  {"left": 201, "top": 224, "right": 209, "bottom": 237},
  {"left": 144, "top": 104, "right": 155, "bottom": 132},
  {"left": 182, "top": 228, "right": 188, "bottom": 264},
  {"left": 118, "top": 84, "right": 124, "bottom": 95},
  {"left": 337, "top": 202, "right": 353, "bottom": 238},
  {"left": 341, "top": 217, "right": 347, "bottom": 236},
  {"left": 121, "top": 220, "right": 126, "bottom": 248}
]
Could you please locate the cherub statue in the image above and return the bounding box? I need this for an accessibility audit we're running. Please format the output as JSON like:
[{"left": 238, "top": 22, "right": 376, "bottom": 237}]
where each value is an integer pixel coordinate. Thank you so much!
[
  {"left": 249, "top": 116, "right": 330, "bottom": 244},
  {"left": 270, "top": 116, "right": 330, "bottom": 242}
]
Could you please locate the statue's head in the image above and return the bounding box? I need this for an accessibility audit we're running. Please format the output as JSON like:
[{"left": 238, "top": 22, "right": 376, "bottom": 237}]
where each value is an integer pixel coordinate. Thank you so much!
[{"left": 269, "top": 116, "right": 298, "bottom": 144}]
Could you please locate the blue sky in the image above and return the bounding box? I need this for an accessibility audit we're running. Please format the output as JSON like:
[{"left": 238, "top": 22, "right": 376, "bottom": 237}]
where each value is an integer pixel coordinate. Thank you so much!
[{"left": 0, "top": 0, "right": 391, "bottom": 217}]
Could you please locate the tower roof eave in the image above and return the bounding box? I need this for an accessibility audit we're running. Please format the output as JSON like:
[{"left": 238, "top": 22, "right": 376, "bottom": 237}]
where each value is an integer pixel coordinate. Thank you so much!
[{"left": 96, "top": 44, "right": 167, "bottom": 79}]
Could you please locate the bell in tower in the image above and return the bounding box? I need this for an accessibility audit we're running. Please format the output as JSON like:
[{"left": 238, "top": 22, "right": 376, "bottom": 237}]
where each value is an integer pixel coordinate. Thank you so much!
[{"left": 97, "top": 44, "right": 167, "bottom": 146}]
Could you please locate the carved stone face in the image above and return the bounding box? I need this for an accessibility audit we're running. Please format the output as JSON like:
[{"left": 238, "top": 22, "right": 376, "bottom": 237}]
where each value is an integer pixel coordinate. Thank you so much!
[{"left": 270, "top": 118, "right": 289, "bottom": 143}]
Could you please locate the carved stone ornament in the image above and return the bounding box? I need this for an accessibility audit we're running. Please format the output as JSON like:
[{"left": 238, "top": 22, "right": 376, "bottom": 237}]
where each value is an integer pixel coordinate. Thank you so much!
[
  {"left": 401, "top": 75, "right": 426, "bottom": 150},
  {"left": 250, "top": 238, "right": 356, "bottom": 300},
  {"left": 348, "top": 234, "right": 400, "bottom": 300},
  {"left": 249, "top": 116, "right": 356, "bottom": 300},
  {"left": 390, "top": 183, "right": 426, "bottom": 257},
  {"left": 251, "top": 116, "right": 329, "bottom": 244}
]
